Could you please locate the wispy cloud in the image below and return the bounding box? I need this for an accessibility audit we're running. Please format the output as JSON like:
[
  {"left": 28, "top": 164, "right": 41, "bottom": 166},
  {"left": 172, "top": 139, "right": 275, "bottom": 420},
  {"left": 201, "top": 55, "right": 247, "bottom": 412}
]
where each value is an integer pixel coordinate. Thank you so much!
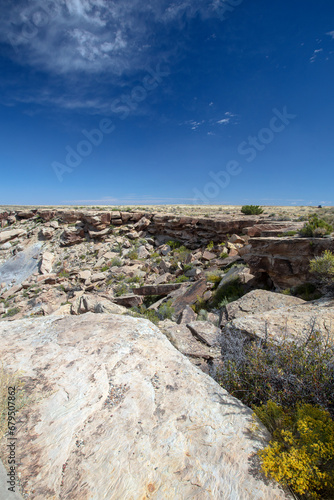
[
  {"left": 1, "top": 0, "right": 230, "bottom": 111},
  {"left": 310, "top": 48, "right": 323, "bottom": 63},
  {"left": 217, "top": 118, "right": 230, "bottom": 125},
  {"left": 2, "top": 0, "right": 226, "bottom": 76},
  {"left": 326, "top": 31, "right": 334, "bottom": 39},
  {"left": 216, "top": 111, "right": 236, "bottom": 125}
]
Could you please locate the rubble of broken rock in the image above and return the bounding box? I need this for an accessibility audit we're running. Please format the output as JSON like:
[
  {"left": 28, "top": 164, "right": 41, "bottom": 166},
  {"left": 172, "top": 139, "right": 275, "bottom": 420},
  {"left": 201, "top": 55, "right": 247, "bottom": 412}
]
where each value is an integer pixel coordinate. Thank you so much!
[{"left": 0, "top": 208, "right": 333, "bottom": 376}]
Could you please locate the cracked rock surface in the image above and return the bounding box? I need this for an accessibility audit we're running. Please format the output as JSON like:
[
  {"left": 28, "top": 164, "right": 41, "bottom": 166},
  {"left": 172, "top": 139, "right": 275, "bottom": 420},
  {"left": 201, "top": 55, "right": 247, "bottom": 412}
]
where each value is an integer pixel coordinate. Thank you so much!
[{"left": 0, "top": 314, "right": 291, "bottom": 500}]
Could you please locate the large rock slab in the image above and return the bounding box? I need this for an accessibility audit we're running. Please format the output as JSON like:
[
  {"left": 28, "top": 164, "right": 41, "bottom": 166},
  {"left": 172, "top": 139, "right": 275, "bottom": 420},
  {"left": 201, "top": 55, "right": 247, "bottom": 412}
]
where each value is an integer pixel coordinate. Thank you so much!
[
  {"left": 134, "top": 283, "right": 183, "bottom": 296},
  {"left": 224, "top": 298, "right": 334, "bottom": 342},
  {"left": 0, "top": 229, "right": 26, "bottom": 244},
  {"left": 0, "top": 243, "right": 42, "bottom": 288},
  {"left": 172, "top": 279, "right": 208, "bottom": 315},
  {"left": 0, "top": 314, "right": 290, "bottom": 500},
  {"left": 220, "top": 289, "right": 306, "bottom": 326}
]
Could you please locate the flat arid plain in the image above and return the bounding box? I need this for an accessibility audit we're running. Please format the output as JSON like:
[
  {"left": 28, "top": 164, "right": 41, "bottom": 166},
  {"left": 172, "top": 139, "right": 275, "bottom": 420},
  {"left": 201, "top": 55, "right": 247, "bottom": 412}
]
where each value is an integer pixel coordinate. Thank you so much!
[{"left": 1, "top": 204, "right": 334, "bottom": 500}]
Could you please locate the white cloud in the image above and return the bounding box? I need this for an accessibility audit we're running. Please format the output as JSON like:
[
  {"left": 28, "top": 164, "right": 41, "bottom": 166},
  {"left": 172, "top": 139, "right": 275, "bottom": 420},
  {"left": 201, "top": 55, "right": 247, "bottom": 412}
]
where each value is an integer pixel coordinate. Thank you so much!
[
  {"left": 217, "top": 118, "right": 230, "bottom": 125},
  {"left": 1, "top": 0, "right": 223, "bottom": 76},
  {"left": 310, "top": 48, "right": 323, "bottom": 63},
  {"left": 327, "top": 31, "right": 334, "bottom": 39},
  {"left": 1, "top": 0, "right": 237, "bottom": 110}
]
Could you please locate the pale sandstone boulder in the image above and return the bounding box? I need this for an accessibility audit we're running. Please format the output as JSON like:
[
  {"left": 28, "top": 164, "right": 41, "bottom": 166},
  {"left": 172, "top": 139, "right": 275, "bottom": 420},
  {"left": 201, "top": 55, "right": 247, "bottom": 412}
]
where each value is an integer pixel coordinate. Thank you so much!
[
  {"left": 39, "top": 251, "right": 54, "bottom": 275},
  {"left": 0, "top": 314, "right": 290, "bottom": 500},
  {"left": 220, "top": 289, "right": 306, "bottom": 327},
  {"left": 0, "top": 229, "right": 26, "bottom": 244},
  {"left": 224, "top": 298, "right": 334, "bottom": 341}
]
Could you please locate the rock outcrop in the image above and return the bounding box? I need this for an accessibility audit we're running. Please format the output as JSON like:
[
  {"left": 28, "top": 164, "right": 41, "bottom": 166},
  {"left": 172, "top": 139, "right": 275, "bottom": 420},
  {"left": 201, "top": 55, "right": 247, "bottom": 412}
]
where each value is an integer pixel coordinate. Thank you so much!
[
  {"left": 0, "top": 314, "right": 290, "bottom": 499},
  {"left": 242, "top": 237, "right": 334, "bottom": 288}
]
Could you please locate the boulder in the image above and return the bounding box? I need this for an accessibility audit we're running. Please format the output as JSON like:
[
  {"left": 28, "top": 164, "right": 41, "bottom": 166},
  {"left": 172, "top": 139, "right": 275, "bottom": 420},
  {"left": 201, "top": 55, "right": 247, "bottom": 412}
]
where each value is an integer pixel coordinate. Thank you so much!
[
  {"left": 172, "top": 279, "right": 207, "bottom": 315},
  {"left": 1, "top": 284, "right": 22, "bottom": 300},
  {"left": 39, "top": 227, "right": 54, "bottom": 240},
  {"left": 78, "top": 270, "right": 91, "bottom": 282},
  {"left": 79, "top": 295, "right": 128, "bottom": 315},
  {"left": 137, "top": 245, "right": 149, "bottom": 259},
  {"left": 90, "top": 272, "right": 106, "bottom": 283},
  {"left": 39, "top": 252, "right": 54, "bottom": 275},
  {"left": 229, "top": 234, "right": 247, "bottom": 244},
  {"left": 177, "top": 304, "right": 197, "bottom": 324},
  {"left": 158, "top": 319, "right": 218, "bottom": 373},
  {"left": 133, "top": 216, "right": 151, "bottom": 231},
  {"left": 216, "top": 265, "right": 251, "bottom": 291},
  {"left": 17, "top": 210, "right": 36, "bottom": 219},
  {"left": 202, "top": 250, "right": 216, "bottom": 261},
  {"left": 186, "top": 321, "right": 221, "bottom": 347},
  {"left": 224, "top": 298, "right": 334, "bottom": 342},
  {"left": 0, "top": 229, "right": 26, "bottom": 244},
  {"left": 88, "top": 228, "right": 112, "bottom": 239},
  {"left": 243, "top": 223, "right": 303, "bottom": 238},
  {"left": 60, "top": 229, "right": 85, "bottom": 247},
  {"left": 220, "top": 289, "right": 306, "bottom": 327},
  {"left": 112, "top": 294, "right": 143, "bottom": 308},
  {"left": 0, "top": 314, "right": 292, "bottom": 499}
]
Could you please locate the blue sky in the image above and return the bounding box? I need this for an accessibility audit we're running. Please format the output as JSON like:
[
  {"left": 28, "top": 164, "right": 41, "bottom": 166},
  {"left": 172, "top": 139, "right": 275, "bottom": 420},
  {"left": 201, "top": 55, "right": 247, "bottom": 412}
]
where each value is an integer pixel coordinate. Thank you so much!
[{"left": 0, "top": 0, "right": 333, "bottom": 206}]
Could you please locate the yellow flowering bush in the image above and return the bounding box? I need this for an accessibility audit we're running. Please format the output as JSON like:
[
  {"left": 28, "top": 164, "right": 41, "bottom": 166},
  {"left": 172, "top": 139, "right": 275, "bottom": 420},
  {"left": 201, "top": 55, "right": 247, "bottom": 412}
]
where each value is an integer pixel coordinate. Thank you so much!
[{"left": 255, "top": 402, "right": 334, "bottom": 499}]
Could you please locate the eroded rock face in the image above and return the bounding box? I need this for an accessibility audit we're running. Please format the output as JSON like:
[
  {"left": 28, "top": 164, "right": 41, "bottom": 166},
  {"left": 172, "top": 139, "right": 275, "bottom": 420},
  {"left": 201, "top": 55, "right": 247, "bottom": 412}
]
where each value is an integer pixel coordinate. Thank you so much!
[
  {"left": 242, "top": 237, "right": 334, "bottom": 288},
  {"left": 0, "top": 314, "right": 290, "bottom": 500}
]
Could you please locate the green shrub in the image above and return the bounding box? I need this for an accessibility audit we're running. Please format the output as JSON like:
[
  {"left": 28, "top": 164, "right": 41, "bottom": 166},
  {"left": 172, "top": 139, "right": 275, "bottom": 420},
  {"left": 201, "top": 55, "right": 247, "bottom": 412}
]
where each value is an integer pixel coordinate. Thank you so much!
[
  {"left": 3, "top": 307, "right": 21, "bottom": 318},
  {"left": 157, "top": 300, "right": 175, "bottom": 321},
  {"left": 111, "top": 257, "right": 122, "bottom": 267},
  {"left": 206, "top": 272, "right": 222, "bottom": 284},
  {"left": 174, "top": 275, "right": 189, "bottom": 283},
  {"left": 143, "top": 295, "right": 160, "bottom": 308},
  {"left": 58, "top": 269, "right": 69, "bottom": 278},
  {"left": 192, "top": 296, "right": 209, "bottom": 314},
  {"left": 278, "top": 230, "right": 297, "bottom": 237},
  {"left": 217, "top": 326, "right": 334, "bottom": 414},
  {"left": 254, "top": 401, "right": 334, "bottom": 499},
  {"left": 300, "top": 214, "right": 333, "bottom": 237},
  {"left": 101, "top": 265, "right": 109, "bottom": 272},
  {"left": 310, "top": 250, "right": 334, "bottom": 287},
  {"left": 210, "top": 278, "right": 244, "bottom": 308},
  {"left": 292, "top": 283, "right": 321, "bottom": 301},
  {"left": 219, "top": 252, "right": 229, "bottom": 260},
  {"left": 241, "top": 205, "right": 264, "bottom": 215},
  {"left": 114, "top": 283, "right": 128, "bottom": 297},
  {"left": 197, "top": 309, "right": 208, "bottom": 321},
  {"left": 127, "top": 249, "right": 138, "bottom": 260},
  {"left": 166, "top": 240, "right": 182, "bottom": 250},
  {"left": 206, "top": 241, "right": 214, "bottom": 250}
]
